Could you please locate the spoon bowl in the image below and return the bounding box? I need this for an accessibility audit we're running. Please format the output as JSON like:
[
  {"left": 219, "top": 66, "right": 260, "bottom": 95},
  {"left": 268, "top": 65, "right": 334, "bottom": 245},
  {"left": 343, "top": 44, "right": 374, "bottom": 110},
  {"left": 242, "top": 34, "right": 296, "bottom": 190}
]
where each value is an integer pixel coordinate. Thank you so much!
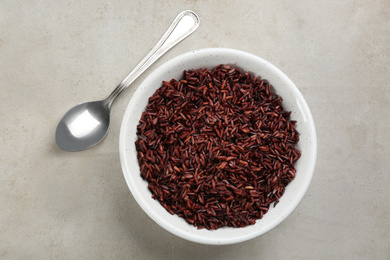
[
  {"left": 55, "top": 10, "right": 199, "bottom": 151},
  {"left": 55, "top": 101, "right": 110, "bottom": 151}
]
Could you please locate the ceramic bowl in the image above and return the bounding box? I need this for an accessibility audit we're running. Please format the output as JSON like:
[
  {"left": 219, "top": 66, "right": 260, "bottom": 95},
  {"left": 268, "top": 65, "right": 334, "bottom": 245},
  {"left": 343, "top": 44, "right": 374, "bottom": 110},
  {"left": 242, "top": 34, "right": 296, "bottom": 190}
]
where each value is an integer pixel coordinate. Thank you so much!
[{"left": 119, "top": 48, "right": 317, "bottom": 245}]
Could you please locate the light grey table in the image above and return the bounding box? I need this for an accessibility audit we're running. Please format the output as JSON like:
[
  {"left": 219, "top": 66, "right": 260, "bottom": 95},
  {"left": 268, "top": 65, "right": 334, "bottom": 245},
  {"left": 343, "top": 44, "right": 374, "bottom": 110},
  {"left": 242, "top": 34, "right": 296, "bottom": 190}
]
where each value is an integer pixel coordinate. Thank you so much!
[{"left": 1, "top": 1, "right": 389, "bottom": 259}]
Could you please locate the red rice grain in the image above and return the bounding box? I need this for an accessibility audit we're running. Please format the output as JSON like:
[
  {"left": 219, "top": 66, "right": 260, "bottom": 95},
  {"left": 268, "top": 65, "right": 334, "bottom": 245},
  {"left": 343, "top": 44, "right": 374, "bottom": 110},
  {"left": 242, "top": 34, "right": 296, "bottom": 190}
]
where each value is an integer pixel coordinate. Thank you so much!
[{"left": 135, "top": 64, "right": 301, "bottom": 230}]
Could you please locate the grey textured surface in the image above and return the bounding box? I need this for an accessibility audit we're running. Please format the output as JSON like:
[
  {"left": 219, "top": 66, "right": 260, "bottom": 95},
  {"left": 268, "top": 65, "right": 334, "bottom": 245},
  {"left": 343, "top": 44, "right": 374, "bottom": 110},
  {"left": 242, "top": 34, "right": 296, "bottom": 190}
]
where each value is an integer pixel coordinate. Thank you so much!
[{"left": 1, "top": 0, "right": 389, "bottom": 259}]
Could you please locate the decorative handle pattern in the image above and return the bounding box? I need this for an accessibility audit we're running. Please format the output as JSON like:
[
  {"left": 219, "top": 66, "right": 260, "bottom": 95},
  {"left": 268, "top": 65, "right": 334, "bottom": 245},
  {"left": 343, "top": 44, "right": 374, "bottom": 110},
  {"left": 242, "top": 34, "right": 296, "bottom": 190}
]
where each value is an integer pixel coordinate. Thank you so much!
[{"left": 104, "top": 10, "right": 200, "bottom": 108}]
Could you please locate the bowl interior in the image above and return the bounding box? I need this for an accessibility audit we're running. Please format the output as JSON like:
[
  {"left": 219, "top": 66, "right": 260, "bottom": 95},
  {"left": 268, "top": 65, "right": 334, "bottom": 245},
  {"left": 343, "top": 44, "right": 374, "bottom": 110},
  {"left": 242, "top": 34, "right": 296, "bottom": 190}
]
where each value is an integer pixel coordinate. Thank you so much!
[{"left": 119, "top": 48, "right": 317, "bottom": 245}]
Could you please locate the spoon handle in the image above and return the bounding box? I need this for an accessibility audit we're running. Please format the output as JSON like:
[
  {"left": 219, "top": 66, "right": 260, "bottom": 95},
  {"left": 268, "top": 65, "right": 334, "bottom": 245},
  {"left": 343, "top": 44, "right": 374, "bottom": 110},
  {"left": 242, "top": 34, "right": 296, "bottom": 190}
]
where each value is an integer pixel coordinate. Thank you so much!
[{"left": 103, "top": 10, "right": 200, "bottom": 108}]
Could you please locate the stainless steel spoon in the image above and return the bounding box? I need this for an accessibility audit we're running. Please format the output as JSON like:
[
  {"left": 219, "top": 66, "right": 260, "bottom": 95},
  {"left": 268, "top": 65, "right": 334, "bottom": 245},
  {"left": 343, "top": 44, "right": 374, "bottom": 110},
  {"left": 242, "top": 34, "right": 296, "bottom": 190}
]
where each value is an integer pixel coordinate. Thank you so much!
[{"left": 55, "top": 10, "right": 200, "bottom": 151}]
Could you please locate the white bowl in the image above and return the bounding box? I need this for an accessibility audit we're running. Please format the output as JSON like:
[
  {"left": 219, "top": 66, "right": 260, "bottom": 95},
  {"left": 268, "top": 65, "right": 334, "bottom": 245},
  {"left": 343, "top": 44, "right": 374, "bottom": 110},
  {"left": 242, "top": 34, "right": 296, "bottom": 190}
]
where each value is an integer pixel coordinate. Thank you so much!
[{"left": 119, "top": 48, "right": 317, "bottom": 245}]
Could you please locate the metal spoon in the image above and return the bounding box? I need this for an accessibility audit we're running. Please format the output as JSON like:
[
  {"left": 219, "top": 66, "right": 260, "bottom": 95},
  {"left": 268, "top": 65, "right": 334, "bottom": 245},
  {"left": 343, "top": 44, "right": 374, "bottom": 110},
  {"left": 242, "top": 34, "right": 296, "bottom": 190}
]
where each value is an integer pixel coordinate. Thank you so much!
[{"left": 55, "top": 10, "right": 200, "bottom": 151}]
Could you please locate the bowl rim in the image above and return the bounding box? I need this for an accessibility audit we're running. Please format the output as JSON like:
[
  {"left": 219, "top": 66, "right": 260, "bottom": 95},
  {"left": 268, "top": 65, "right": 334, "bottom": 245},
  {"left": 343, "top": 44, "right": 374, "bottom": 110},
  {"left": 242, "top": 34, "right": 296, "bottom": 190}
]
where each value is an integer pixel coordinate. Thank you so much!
[{"left": 119, "top": 47, "right": 317, "bottom": 245}]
